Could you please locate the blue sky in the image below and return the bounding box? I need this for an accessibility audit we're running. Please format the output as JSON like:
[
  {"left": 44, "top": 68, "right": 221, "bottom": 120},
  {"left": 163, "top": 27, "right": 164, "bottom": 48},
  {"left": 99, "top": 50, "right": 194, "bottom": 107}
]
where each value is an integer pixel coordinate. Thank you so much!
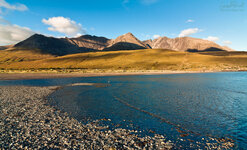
[{"left": 0, "top": 0, "right": 246, "bottom": 50}]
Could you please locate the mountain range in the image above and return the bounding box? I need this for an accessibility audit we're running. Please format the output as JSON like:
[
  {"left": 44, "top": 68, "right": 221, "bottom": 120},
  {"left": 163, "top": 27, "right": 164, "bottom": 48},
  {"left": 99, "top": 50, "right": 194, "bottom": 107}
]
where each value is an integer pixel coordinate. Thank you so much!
[
  {"left": 2, "top": 32, "right": 234, "bottom": 56},
  {"left": 143, "top": 36, "right": 234, "bottom": 52}
]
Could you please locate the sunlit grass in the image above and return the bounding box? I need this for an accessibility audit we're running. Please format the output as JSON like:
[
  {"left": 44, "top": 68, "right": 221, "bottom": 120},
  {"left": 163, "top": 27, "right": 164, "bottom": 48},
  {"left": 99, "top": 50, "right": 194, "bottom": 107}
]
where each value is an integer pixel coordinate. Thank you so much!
[{"left": 1, "top": 48, "right": 247, "bottom": 72}]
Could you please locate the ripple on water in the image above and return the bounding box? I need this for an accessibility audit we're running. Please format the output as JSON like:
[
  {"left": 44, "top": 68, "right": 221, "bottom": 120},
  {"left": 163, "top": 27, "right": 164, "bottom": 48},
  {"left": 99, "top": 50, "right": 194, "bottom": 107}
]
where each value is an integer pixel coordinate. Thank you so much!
[{"left": 0, "top": 72, "right": 246, "bottom": 148}]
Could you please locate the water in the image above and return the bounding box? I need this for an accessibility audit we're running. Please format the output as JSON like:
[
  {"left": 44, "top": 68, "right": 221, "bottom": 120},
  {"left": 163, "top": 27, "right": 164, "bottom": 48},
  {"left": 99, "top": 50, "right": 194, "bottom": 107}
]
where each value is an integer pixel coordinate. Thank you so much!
[{"left": 1, "top": 72, "right": 247, "bottom": 149}]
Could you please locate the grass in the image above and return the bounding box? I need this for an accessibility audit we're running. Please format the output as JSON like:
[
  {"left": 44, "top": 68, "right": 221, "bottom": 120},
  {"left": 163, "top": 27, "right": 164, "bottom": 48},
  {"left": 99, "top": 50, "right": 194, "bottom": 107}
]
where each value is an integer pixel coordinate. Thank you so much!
[
  {"left": 0, "top": 48, "right": 54, "bottom": 63},
  {"left": 0, "top": 48, "right": 247, "bottom": 73}
]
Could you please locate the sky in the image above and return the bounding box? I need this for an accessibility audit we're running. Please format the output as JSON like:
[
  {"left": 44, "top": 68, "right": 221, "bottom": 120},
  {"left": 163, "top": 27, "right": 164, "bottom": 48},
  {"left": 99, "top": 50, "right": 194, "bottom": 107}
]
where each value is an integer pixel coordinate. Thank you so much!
[{"left": 0, "top": 0, "right": 246, "bottom": 51}]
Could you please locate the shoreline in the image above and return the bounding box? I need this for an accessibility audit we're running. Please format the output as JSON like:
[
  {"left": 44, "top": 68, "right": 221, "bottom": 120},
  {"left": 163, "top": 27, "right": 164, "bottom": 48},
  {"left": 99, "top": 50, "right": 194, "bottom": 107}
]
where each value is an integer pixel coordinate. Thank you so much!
[
  {"left": 0, "top": 85, "right": 234, "bottom": 149},
  {"left": 0, "top": 70, "right": 245, "bottom": 80},
  {"left": 0, "top": 85, "right": 174, "bottom": 149}
]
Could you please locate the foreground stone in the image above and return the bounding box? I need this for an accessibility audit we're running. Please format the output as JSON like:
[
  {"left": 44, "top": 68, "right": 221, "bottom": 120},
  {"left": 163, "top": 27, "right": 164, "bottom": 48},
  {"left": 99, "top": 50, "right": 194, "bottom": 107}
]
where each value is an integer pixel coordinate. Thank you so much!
[
  {"left": 0, "top": 86, "right": 174, "bottom": 149},
  {"left": 0, "top": 86, "right": 234, "bottom": 149}
]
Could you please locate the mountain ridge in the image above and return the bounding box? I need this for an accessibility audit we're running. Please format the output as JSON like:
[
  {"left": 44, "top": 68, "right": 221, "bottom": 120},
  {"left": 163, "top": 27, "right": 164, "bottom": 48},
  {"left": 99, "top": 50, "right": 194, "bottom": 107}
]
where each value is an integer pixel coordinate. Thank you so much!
[
  {"left": 10, "top": 32, "right": 235, "bottom": 56},
  {"left": 104, "top": 32, "right": 149, "bottom": 51},
  {"left": 143, "top": 36, "right": 233, "bottom": 52}
]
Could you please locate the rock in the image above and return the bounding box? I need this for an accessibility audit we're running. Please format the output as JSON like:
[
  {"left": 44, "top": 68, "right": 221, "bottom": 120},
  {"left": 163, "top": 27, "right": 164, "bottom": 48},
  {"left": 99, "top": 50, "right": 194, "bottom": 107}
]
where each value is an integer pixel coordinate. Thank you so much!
[
  {"left": 0, "top": 86, "right": 230, "bottom": 149},
  {"left": 143, "top": 36, "right": 234, "bottom": 52}
]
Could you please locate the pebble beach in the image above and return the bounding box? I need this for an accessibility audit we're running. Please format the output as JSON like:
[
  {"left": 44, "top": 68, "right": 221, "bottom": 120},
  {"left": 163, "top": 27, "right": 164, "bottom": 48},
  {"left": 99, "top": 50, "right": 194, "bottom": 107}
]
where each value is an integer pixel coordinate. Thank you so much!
[
  {"left": 0, "top": 86, "right": 174, "bottom": 149},
  {"left": 0, "top": 86, "right": 235, "bottom": 149}
]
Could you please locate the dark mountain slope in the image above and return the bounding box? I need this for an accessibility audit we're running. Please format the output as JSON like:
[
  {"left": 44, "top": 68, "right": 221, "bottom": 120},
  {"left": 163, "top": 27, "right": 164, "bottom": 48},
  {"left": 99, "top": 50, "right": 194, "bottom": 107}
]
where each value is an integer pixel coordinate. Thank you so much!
[{"left": 14, "top": 34, "right": 79, "bottom": 56}]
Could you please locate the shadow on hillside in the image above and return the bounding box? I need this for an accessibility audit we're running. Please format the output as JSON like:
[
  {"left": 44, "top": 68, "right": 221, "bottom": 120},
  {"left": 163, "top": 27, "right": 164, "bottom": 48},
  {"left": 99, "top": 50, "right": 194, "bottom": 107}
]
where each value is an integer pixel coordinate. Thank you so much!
[
  {"left": 0, "top": 47, "right": 8, "bottom": 51},
  {"left": 186, "top": 47, "right": 247, "bottom": 56},
  {"left": 15, "top": 40, "right": 147, "bottom": 56},
  {"left": 13, "top": 45, "right": 101, "bottom": 56},
  {"left": 103, "top": 42, "right": 146, "bottom": 51},
  {"left": 187, "top": 47, "right": 225, "bottom": 52}
]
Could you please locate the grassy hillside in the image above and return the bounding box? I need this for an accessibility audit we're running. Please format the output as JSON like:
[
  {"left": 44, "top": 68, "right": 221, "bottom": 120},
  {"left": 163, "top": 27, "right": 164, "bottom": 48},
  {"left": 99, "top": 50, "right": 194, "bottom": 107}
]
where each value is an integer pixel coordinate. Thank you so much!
[
  {"left": 0, "top": 48, "right": 247, "bottom": 72},
  {"left": 0, "top": 48, "right": 54, "bottom": 63}
]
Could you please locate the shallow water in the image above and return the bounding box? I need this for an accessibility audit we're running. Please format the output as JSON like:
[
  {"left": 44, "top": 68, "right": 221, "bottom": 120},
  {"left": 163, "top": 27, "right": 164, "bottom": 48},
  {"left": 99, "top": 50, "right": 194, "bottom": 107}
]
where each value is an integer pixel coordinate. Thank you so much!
[{"left": 1, "top": 72, "right": 247, "bottom": 149}]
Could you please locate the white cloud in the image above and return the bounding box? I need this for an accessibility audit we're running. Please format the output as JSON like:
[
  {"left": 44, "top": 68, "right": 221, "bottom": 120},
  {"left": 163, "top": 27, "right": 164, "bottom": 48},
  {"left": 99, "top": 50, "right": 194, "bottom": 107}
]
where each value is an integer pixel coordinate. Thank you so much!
[
  {"left": 222, "top": 40, "right": 232, "bottom": 45},
  {"left": 42, "top": 16, "right": 85, "bottom": 37},
  {"left": 186, "top": 19, "right": 194, "bottom": 23},
  {"left": 90, "top": 27, "right": 95, "bottom": 31},
  {"left": 153, "top": 34, "right": 161, "bottom": 39},
  {"left": 74, "top": 33, "right": 83, "bottom": 38},
  {"left": 140, "top": 0, "right": 159, "bottom": 5},
  {"left": 0, "top": 0, "right": 28, "bottom": 11},
  {"left": 204, "top": 36, "right": 219, "bottom": 42},
  {"left": 0, "top": 22, "right": 34, "bottom": 45},
  {"left": 178, "top": 28, "right": 201, "bottom": 37},
  {"left": 0, "top": 17, "right": 9, "bottom": 24}
]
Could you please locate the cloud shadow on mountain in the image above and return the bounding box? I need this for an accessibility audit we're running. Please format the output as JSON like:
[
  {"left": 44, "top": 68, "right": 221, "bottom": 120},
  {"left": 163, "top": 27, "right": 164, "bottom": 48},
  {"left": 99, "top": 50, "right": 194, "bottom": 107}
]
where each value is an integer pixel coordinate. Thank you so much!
[
  {"left": 186, "top": 47, "right": 226, "bottom": 52},
  {"left": 103, "top": 42, "right": 147, "bottom": 51}
]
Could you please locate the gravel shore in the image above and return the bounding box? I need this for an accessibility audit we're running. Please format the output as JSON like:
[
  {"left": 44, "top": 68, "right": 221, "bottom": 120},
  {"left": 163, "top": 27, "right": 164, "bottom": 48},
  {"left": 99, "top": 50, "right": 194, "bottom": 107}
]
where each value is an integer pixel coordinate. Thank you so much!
[
  {"left": 0, "top": 86, "right": 234, "bottom": 149},
  {"left": 0, "top": 86, "right": 174, "bottom": 149}
]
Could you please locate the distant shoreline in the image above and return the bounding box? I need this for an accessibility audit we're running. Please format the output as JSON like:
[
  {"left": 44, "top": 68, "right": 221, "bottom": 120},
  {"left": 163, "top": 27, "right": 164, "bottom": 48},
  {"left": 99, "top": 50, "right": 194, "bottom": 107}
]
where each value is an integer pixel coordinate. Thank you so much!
[{"left": 0, "top": 70, "right": 246, "bottom": 80}]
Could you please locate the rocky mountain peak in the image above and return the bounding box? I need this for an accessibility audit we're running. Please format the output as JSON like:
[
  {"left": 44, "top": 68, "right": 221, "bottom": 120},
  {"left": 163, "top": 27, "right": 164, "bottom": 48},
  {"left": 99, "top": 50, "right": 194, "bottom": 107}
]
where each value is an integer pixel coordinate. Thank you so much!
[
  {"left": 110, "top": 33, "right": 147, "bottom": 47},
  {"left": 147, "top": 36, "right": 234, "bottom": 52},
  {"left": 14, "top": 34, "right": 79, "bottom": 56},
  {"left": 104, "top": 33, "right": 149, "bottom": 50},
  {"left": 11, "top": 32, "right": 235, "bottom": 56}
]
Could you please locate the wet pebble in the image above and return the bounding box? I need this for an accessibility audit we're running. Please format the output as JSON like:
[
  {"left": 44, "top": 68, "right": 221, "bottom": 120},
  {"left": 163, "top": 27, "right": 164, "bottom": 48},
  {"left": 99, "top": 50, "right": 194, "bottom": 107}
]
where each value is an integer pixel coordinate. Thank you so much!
[{"left": 0, "top": 86, "right": 233, "bottom": 149}]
